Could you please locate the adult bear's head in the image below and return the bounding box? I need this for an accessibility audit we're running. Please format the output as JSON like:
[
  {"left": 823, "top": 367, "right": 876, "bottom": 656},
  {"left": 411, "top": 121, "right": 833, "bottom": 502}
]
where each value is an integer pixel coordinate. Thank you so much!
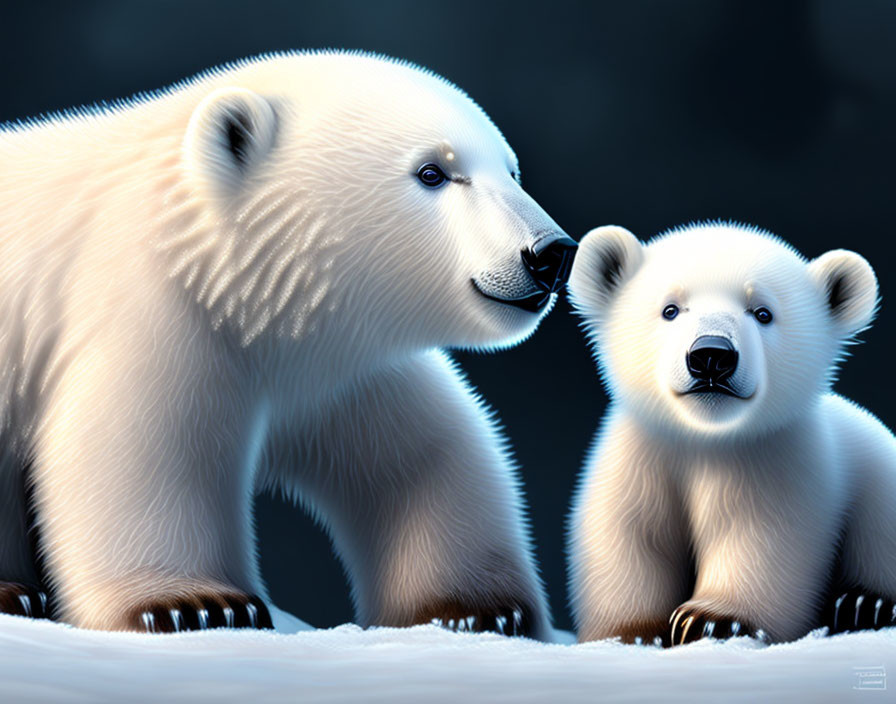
[{"left": 171, "top": 51, "right": 574, "bottom": 358}]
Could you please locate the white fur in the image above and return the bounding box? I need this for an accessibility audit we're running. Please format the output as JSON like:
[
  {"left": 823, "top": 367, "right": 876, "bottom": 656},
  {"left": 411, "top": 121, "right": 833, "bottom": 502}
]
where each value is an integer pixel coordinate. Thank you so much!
[
  {"left": 0, "top": 51, "right": 558, "bottom": 636},
  {"left": 567, "top": 222, "right": 896, "bottom": 643}
]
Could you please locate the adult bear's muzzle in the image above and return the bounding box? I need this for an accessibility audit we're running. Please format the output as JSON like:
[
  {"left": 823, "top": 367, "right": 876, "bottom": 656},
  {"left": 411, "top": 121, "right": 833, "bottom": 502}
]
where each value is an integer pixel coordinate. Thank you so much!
[
  {"left": 472, "top": 230, "right": 577, "bottom": 313},
  {"left": 523, "top": 231, "right": 578, "bottom": 294}
]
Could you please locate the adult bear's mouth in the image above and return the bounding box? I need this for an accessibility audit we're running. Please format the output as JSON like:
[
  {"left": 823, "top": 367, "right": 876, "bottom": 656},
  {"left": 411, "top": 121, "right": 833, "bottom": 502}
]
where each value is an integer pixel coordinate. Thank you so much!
[{"left": 470, "top": 278, "right": 553, "bottom": 313}]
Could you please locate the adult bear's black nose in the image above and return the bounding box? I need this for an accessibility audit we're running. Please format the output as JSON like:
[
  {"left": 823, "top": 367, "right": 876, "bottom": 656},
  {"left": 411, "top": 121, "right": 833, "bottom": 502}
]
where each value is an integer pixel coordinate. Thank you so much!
[
  {"left": 686, "top": 336, "right": 738, "bottom": 383},
  {"left": 521, "top": 232, "right": 578, "bottom": 293}
]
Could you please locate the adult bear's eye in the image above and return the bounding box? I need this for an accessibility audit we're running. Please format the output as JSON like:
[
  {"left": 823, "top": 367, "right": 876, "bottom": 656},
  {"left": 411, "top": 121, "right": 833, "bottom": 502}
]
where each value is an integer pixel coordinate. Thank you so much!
[
  {"left": 662, "top": 304, "right": 679, "bottom": 320},
  {"left": 417, "top": 163, "right": 448, "bottom": 188},
  {"left": 753, "top": 306, "right": 773, "bottom": 324}
]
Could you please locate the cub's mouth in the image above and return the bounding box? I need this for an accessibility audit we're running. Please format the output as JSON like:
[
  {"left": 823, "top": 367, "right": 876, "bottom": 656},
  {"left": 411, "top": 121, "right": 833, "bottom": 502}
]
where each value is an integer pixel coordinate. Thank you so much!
[{"left": 677, "top": 382, "right": 754, "bottom": 400}]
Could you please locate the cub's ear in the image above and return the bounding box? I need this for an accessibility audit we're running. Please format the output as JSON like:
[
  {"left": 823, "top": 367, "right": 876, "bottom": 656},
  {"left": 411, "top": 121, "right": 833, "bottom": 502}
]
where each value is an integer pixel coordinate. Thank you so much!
[
  {"left": 568, "top": 225, "right": 644, "bottom": 318},
  {"left": 808, "top": 249, "right": 878, "bottom": 335},
  {"left": 184, "top": 87, "right": 277, "bottom": 197}
]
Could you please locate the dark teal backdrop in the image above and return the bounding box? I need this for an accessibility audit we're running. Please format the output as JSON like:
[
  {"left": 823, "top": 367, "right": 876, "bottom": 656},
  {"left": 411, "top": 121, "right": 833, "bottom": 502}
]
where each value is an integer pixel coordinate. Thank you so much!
[{"left": 2, "top": 0, "right": 894, "bottom": 631}]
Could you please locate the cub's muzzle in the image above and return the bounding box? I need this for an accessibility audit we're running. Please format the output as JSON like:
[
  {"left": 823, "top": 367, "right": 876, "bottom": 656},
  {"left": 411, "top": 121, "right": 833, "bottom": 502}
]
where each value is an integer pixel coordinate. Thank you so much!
[{"left": 681, "top": 335, "right": 744, "bottom": 397}]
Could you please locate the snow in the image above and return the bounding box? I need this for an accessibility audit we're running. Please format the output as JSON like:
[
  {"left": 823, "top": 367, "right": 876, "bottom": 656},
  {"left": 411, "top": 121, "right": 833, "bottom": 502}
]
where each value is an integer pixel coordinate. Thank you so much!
[{"left": 0, "top": 609, "right": 893, "bottom": 703}]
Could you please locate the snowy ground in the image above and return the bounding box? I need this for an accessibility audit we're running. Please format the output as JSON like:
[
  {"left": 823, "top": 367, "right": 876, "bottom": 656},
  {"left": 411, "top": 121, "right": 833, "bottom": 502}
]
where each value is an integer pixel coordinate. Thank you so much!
[{"left": 0, "top": 608, "right": 893, "bottom": 703}]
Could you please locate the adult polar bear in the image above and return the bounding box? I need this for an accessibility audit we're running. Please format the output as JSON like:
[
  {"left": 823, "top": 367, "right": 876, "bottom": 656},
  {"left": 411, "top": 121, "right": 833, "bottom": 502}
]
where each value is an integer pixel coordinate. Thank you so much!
[{"left": 0, "top": 52, "right": 574, "bottom": 637}]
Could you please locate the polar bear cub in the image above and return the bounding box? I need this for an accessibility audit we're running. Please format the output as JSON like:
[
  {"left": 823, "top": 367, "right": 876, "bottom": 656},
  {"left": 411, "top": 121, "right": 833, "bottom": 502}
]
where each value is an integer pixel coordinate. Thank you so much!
[
  {"left": 0, "top": 51, "right": 576, "bottom": 637},
  {"left": 567, "top": 222, "right": 896, "bottom": 645}
]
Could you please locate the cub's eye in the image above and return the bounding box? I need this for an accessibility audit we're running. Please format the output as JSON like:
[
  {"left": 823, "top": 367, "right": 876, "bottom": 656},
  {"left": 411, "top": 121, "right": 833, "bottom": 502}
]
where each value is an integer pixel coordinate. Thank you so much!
[
  {"left": 416, "top": 163, "right": 448, "bottom": 188},
  {"left": 753, "top": 306, "right": 773, "bottom": 325},
  {"left": 662, "top": 304, "right": 680, "bottom": 320},
  {"left": 511, "top": 170, "right": 521, "bottom": 184}
]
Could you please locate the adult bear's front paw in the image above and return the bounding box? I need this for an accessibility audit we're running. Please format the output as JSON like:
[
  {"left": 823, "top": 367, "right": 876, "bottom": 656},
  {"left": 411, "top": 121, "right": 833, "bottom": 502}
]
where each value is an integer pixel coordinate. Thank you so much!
[
  {"left": 668, "top": 603, "right": 768, "bottom": 646},
  {"left": 415, "top": 598, "right": 534, "bottom": 637},
  {"left": 127, "top": 591, "right": 273, "bottom": 633},
  {"left": 827, "top": 588, "right": 896, "bottom": 633},
  {"left": 0, "top": 581, "right": 50, "bottom": 619}
]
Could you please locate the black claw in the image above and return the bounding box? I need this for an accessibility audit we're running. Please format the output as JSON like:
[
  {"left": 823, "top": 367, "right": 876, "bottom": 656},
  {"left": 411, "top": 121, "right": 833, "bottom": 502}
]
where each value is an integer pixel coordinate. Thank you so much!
[
  {"left": 250, "top": 596, "right": 274, "bottom": 629},
  {"left": 225, "top": 596, "right": 250, "bottom": 628}
]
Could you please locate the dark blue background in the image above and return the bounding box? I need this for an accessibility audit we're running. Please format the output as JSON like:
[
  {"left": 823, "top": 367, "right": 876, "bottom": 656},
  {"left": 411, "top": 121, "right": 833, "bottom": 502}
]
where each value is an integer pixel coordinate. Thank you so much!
[{"left": 2, "top": 0, "right": 894, "bottom": 631}]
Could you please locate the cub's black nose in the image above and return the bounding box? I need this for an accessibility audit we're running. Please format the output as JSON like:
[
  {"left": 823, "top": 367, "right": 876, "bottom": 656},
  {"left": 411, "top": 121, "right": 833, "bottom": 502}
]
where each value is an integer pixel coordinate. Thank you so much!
[
  {"left": 687, "top": 336, "right": 738, "bottom": 383},
  {"left": 521, "top": 232, "right": 578, "bottom": 293}
]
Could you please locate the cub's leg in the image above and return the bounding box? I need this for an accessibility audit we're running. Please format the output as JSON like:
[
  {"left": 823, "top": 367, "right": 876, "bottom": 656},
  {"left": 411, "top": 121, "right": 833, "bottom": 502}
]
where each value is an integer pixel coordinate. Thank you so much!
[
  {"left": 0, "top": 456, "right": 50, "bottom": 619},
  {"left": 825, "top": 405, "right": 896, "bottom": 634},
  {"left": 31, "top": 329, "right": 272, "bottom": 632},
  {"left": 569, "top": 414, "right": 691, "bottom": 645},
  {"left": 260, "top": 351, "right": 551, "bottom": 639},
  {"left": 674, "top": 454, "right": 842, "bottom": 645}
]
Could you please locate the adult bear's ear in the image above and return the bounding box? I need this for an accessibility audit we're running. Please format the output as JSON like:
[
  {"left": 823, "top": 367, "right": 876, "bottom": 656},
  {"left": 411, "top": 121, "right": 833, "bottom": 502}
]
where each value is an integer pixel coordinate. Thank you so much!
[
  {"left": 808, "top": 249, "right": 879, "bottom": 336},
  {"left": 184, "top": 87, "right": 277, "bottom": 198},
  {"left": 568, "top": 225, "right": 644, "bottom": 320}
]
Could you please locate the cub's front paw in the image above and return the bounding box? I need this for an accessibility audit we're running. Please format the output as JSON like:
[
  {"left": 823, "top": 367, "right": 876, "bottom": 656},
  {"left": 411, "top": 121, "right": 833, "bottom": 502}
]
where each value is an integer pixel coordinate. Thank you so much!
[
  {"left": 668, "top": 603, "right": 767, "bottom": 646},
  {"left": 0, "top": 582, "right": 50, "bottom": 619},
  {"left": 415, "top": 598, "right": 534, "bottom": 637},
  {"left": 827, "top": 589, "right": 896, "bottom": 634},
  {"left": 127, "top": 591, "right": 273, "bottom": 633}
]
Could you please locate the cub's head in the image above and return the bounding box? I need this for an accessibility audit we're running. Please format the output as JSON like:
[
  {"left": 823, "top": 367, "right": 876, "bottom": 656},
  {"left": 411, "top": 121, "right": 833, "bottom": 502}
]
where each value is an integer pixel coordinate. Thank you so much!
[
  {"left": 568, "top": 223, "right": 878, "bottom": 438},
  {"left": 175, "top": 52, "right": 574, "bottom": 353}
]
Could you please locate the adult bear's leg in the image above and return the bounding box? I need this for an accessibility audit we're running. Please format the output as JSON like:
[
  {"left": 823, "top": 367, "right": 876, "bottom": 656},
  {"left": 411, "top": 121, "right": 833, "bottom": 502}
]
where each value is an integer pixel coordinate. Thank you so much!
[
  {"left": 259, "top": 350, "right": 552, "bottom": 639},
  {"left": 31, "top": 327, "right": 272, "bottom": 632}
]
